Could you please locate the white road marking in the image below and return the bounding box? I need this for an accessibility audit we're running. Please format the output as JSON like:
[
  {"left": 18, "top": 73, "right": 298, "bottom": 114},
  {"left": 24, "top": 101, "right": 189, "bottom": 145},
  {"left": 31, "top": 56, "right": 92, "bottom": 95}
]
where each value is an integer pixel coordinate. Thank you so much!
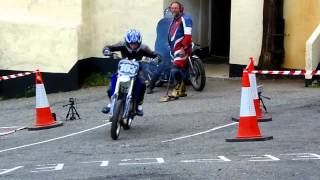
[
  {"left": 247, "top": 155, "right": 280, "bottom": 162},
  {"left": 0, "top": 126, "right": 24, "bottom": 129},
  {"left": 0, "top": 166, "right": 24, "bottom": 175},
  {"left": 281, "top": 153, "right": 320, "bottom": 160},
  {"left": 0, "top": 123, "right": 111, "bottom": 153},
  {"left": 119, "top": 158, "right": 165, "bottom": 166},
  {"left": 0, "top": 130, "right": 15, "bottom": 136},
  {"left": 181, "top": 156, "right": 231, "bottom": 163},
  {"left": 162, "top": 122, "right": 238, "bottom": 143},
  {"left": 31, "top": 164, "right": 64, "bottom": 173},
  {"left": 0, "top": 127, "right": 26, "bottom": 136},
  {"left": 81, "top": 161, "right": 109, "bottom": 167}
]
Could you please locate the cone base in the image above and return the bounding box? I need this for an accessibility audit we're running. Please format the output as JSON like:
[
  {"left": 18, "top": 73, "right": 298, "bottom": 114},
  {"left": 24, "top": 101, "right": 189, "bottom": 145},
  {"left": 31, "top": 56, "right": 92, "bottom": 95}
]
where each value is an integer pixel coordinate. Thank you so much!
[
  {"left": 226, "top": 135, "right": 273, "bottom": 142},
  {"left": 28, "top": 121, "right": 63, "bottom": 131},
  {"left": 231, "top": 114, "right": 272, "bottom": 122}
]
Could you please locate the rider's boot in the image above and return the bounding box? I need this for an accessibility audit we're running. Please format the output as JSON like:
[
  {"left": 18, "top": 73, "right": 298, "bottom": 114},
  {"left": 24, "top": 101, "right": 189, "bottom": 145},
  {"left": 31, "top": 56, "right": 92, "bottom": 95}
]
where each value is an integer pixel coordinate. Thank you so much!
[
  {"left": 136, "top": 104, "right": 144, "bottom": 116},
  {"left": 178, "top": 81, "right": 187, "bottom": 97},
  {"left": 146, "top": 77, "right": 156, "bottom": 94},
  {"left": 171, "top": 83, "right": 181, "bottom": 98},
  {"left": 101, "top": 103, "right": 111, "bottom": 114}
]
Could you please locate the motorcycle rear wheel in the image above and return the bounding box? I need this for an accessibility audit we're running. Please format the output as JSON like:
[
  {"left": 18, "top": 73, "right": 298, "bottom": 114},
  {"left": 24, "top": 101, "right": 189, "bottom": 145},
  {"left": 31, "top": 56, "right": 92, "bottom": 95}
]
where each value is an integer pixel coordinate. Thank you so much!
[{"left": 188, "top": 57, "right": 206, "bottom": 91}]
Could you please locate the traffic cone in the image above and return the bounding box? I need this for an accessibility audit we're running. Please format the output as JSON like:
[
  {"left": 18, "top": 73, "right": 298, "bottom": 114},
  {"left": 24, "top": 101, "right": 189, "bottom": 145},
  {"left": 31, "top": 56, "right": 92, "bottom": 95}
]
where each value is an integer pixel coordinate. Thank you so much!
[
  {"left": 232, "top": 57, "right": 272, "bottom": 122},
  {"left": 226, "top": 70, "right": 272, "bottom": 142},
  {"left": 28, "top": 70, "right": 63, "bottom": 130}
]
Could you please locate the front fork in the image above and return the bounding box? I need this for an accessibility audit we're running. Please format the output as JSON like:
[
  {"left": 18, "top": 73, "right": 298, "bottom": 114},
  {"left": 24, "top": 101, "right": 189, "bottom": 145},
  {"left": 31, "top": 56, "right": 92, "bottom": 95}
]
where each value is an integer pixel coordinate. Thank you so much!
[
  {"left": 123, "top": 79, "right": 135, "bottom": 119},
  {"left": 109, "top": 78, "right": 135, "bottom": 119},
  {"left": 188, "top": 56, "right": 196, "bottom": 75}
]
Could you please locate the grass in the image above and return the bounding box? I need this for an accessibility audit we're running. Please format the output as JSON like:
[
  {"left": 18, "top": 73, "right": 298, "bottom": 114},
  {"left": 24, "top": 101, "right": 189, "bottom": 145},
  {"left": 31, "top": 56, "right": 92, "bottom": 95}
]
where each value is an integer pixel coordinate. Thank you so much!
[
  {"left": 82, "top": 72, "right": 111, "bottom": 88},
  {"left": 309, "top": 82, "right": 320, "bottom": 88}
]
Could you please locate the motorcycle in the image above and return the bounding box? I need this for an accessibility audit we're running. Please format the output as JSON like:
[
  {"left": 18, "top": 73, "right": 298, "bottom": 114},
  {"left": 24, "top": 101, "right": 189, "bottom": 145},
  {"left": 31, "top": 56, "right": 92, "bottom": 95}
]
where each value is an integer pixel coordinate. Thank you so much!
[
  {"left": 108, "top": 55, "right": 140, "bottom": 140},
  {"left": 142, "top": 43, "right": 206, "bottom": 91},
  {"left": 186, "top": 44, "right": 206, "bottom": 91}
]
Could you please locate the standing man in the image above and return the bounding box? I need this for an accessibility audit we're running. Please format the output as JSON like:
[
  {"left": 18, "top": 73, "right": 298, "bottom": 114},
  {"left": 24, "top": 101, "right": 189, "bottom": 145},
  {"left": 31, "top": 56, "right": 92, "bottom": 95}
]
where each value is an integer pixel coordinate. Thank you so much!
[{"left": 167, "top": 1, "right": 193, "bottom": 99}]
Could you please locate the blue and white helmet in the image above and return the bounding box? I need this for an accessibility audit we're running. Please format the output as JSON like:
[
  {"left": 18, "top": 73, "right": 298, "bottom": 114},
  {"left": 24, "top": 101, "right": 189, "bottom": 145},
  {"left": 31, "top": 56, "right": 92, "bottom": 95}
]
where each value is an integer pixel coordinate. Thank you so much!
[{"left": 124, "top": 29, "right": 142, "bottom": 51}]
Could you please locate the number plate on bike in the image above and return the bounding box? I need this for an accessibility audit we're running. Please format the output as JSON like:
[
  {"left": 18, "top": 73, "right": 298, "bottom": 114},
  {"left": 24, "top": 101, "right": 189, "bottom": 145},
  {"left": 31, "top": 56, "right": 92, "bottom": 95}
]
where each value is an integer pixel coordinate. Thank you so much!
[{"left": 118, "top": 59, "right": 140, "bottom": 77}]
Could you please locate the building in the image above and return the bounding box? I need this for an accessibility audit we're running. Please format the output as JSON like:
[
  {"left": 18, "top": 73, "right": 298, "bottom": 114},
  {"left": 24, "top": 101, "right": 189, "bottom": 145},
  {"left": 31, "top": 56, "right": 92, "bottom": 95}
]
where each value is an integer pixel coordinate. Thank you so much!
[{"left": 1, "top": 0, "right": 320, "bottom": 97}]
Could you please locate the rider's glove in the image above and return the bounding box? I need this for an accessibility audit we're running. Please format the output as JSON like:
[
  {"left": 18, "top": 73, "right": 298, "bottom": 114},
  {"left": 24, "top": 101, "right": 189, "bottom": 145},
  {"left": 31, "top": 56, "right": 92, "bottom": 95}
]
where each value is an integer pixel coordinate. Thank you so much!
[
  {"left": 153, "top": 56, "right": 161, "bottom": 64},
  {"left": 103, "top": 47, "right": 111, "bottom": 56}
]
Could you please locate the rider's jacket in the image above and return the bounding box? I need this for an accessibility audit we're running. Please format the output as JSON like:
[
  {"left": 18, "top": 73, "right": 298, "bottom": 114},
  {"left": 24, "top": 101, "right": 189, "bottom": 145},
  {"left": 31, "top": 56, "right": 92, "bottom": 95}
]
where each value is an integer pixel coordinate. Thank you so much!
[
  {"left": 104, "top": 41, "right": 159, "bottom": 60},
  {"left": 168, "top": 13, "right": 193, "bottom": 69}
]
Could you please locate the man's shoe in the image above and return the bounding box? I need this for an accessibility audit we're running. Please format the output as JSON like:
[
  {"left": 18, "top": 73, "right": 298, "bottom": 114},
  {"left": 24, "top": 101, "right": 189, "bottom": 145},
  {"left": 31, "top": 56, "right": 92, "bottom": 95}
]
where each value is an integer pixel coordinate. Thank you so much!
[
  {"left": 101, "top": 104, "right": 111, "bottom": 114},
  {"left": 136, "top": 105, "right": 144, "bottom": 116}
]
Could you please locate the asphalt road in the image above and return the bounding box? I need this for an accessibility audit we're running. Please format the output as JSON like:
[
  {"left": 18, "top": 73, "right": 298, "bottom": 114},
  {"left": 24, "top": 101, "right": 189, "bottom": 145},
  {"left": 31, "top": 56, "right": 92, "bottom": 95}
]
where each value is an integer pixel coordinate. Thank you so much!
[{"left": 0, "top": 78, "right": 319, "bottom": 180}]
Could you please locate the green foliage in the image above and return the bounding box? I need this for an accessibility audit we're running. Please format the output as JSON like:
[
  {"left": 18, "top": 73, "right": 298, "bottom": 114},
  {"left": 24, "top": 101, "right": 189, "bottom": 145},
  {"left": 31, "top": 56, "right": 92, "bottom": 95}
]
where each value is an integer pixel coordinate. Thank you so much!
[
  {"left": 82, "top": 72, "right": 111, "bottom": 88},
  {"left": 309, "top": 82, "right": 320, "bottom": 88},
  {"left": 0, "top": 85, "right": 35, "bottom": 100},
  {"left": 24, "top": 85, "right": 35, "bottom": 97}
]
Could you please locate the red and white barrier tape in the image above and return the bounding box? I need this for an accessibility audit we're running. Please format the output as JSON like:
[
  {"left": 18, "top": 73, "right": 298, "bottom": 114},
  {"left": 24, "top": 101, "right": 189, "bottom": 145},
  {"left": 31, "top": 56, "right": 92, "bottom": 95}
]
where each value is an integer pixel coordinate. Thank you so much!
[
  {"left": 250, "top": 70, "right": 320, "bottom": 76},
  {"left": 0, "top": 72, "right": 34, "bottom": 81}
]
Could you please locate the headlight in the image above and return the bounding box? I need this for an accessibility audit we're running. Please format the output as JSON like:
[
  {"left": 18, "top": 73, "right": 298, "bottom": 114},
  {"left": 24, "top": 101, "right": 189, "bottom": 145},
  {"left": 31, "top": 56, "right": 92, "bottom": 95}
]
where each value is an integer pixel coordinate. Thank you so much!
[
  {"left": 117, "top": 76, "right": 131, "bottom": 93},
  {"left": 120, "top": 81, "right": 131, "bottom": 93}
]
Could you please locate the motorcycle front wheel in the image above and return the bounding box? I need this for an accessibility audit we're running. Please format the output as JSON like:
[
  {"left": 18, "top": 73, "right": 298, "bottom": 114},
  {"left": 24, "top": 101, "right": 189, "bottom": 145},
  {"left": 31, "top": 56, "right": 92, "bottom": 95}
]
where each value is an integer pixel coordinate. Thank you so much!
[
  {"left": 188, "top": 57, "right": 206, "bottom": 91},
  {"left": 110, "top": 99, "right": 124, "bottom": 140}
]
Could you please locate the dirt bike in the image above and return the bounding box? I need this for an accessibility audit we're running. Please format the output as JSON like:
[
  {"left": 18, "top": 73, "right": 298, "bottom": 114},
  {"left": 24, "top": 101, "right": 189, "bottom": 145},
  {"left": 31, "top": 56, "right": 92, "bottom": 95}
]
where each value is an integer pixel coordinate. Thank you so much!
[
  {"left": 142, "top": 43, "right": 206, "bottom": 91},
  {"left": 108, "top": 57, "right": 140, "bottom": 140}
]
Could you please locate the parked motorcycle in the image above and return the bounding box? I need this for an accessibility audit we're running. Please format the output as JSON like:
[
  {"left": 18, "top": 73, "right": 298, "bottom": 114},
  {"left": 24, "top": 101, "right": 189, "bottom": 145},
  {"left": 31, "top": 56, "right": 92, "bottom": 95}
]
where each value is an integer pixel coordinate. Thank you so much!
[
  {"left": 186, "top": 44, "right": 206, "bottom": 91},
  {"left": 142, "top": 43, "right": 206, "bottom": 91}
]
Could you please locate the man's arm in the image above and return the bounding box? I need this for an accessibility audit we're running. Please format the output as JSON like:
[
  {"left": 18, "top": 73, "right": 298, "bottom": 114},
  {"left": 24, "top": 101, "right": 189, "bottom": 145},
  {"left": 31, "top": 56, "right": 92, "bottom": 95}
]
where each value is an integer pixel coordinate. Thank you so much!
[
  {"left": 181, "top": 15, "right": 193, "bottom": 49},
  {"left": 140, "top": 44, "right": 160, "bottom": 59},
  {"left": 104, "top": 41, "right": 125, "bottom": 52}
]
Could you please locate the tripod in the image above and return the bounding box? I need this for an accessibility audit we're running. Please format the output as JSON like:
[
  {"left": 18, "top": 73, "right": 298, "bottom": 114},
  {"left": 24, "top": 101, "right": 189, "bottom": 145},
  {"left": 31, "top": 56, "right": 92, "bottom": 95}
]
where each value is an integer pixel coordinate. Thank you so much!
[
  {"left": 257, "top": 85, "right": 271, "bottom": 113},
  {"left": 63, "top": 98, "right": 80, "bottom": 120}
]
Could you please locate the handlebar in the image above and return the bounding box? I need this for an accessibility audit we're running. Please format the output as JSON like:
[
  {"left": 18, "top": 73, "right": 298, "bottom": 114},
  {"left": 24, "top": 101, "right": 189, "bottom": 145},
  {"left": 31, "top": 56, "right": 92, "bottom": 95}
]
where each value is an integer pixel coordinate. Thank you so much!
[{"left": 141, "top": 57, "right": 161, "bottom": 64}]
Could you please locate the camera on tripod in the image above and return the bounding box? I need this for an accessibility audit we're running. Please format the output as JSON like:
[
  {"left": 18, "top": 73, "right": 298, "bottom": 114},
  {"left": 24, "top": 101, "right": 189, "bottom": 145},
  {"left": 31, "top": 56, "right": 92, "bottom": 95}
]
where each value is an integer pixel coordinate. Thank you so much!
[
  {"left": 257, "top": 85, "right": 271, "bottom": 113},
  {"left": 63, "top": 98, "right": 75, "bottom": 107},
  {"left": 63, "top": 97, "right": 80, "bottom": 120}
]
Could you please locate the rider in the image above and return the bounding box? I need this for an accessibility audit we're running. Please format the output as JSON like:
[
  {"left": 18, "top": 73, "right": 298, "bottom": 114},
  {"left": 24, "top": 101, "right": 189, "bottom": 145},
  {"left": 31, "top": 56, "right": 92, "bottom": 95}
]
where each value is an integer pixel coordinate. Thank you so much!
[
  {"left": 168, "top": 1, "right": 193, "bottom": 98},
  {"left": 102, "top": 29, "right": 160, "bottom": 116}
]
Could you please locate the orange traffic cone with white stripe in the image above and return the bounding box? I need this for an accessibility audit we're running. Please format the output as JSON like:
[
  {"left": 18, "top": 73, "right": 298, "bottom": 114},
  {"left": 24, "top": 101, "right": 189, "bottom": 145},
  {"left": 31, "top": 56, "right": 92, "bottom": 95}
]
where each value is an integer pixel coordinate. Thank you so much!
[
  {"left": 28, "top": 70, "right": 63, "bottom": 130},
  {"left": 226, "top": 70, "right": 272, "bottom": 142},
  {"left": 232, "top": 57, "right": 272, "bottom": 122}
]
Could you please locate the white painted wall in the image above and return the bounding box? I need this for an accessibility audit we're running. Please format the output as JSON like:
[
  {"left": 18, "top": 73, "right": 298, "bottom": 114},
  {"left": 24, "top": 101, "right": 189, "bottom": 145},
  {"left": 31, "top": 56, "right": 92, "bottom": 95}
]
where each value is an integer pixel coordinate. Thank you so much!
[
  {"left": 305, "top": 24, "right": 320, "bottom": 79},
  {"left": 0, "top": 0, "right": 163, "bottom": 73},
  {"left": 229, "top": 0, "right": 264, "bottom": 66},
  {"left": 0, "top": 0, "right": 81, "bottom": 73},
  {"left": 0, "top": 0, "right": 212, "bottom": 73},
  {"left": 87, "top": 0, "right": 163, "bottom": 58}
]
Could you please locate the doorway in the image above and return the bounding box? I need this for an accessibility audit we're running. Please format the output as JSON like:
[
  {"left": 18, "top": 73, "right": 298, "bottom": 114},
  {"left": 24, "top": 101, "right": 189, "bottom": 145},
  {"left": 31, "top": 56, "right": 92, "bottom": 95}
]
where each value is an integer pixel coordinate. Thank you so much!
[{"left": 210, "top": 0, "right": 231, "bottom": 62}]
